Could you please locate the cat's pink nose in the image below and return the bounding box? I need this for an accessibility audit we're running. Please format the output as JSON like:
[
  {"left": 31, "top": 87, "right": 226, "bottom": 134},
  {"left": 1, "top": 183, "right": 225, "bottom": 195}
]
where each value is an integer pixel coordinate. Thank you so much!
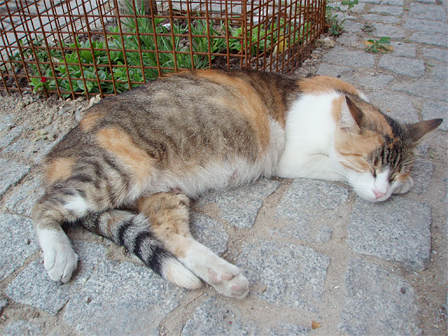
[{"left": 373, "top": 190, "right": 387, "bottom": 199}]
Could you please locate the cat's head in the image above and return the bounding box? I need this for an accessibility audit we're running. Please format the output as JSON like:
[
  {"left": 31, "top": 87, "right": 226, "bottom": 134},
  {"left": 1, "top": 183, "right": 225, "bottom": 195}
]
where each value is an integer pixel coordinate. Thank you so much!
[{"left": 333, "top": 95, "right": 442, "bottom": 202}]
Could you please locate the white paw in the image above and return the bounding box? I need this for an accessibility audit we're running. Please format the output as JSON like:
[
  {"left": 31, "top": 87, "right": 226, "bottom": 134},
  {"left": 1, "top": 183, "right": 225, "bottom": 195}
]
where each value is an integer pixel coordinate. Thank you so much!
[
  {"left": 393, "top": 177, "right": 414, "bottom": 195},
  {"left": 179, "top": 242, "right": 250, "bottom": 299},
  {"left": 43, "top": 245, "right": 78, "bottom": 282},
  {"left": 37, "top": 229, "right": 78, "bottom": 283},
  {"left": 207, "top": 263, "right": 249, "bottom": 299}
]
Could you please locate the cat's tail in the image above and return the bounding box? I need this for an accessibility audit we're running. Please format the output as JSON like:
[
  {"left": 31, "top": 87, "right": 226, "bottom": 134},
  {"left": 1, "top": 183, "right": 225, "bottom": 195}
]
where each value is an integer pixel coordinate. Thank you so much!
[{"left": 81, "top": 210, "right": 203, "bottom": 290}]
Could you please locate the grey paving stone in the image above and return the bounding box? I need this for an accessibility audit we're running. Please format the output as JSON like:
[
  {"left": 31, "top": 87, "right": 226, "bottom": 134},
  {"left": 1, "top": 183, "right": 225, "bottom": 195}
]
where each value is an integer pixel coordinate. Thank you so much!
[
  {"left": 3, "top": 138, "right": 56, "bottom": 163},
  {"left": 0, "top": 158, "right": 30, "bottom": 197},
  {"left": 348, "top": 2, "right": 366, "bottom": 12},
  {"left": 5, "top": 241, "right": 106, "bottom": 315},
  {"left": 0, "top": 214, "right": 38, "bottom": 281},
  {"left": 403, "top": 18, "right": 448, "bottom": 34},
  {"left": 378, "top": 55, "right": 425, "bottom": 78},
  {"left": 267, "top": 323, "right": 310, "bottom": 335},
  {"left": 4, "top": 178, "right": 43, "bottom": 216},
  {"left": 191, "top": 213, "right": 228, "bottom": 255},
  {"left": 369, "top": 5, "right": 403, "bottom": 15},
  {"left": 367, "top": 92, "right": 419, "bottom": 123},
  {"left": 336, "top": 33, "right": 365, "bottom": 49},
  {"left": 410, "top": 32, "right": 448, "bottom": 48},
  {"left": 393, "top": 79, "right": 448, "bottom": 102},
  {"left": 322, "top": 46, "right": 375, "bottom": 68},
  {"left": 238, "top": 239, "right": 330, "bottom": 312},
  {"left": 274, "top": 179, "right": 348, "bottom": 243},
  {"left": 390, "top": 42, "right": 416, "bottom": 58},
  {"left": 343, "top": 21, "right": 364, "bottom": 33},
  {"left": 424, "top": 47, "right": 448, "bottom": 63},
  {"left": 197, "top": 178, "right": 279, "bottom": 228},
  {"left": 381, "top": 0, "right": 404, "bottom": 5},
  {"left": 409, "top": 2, "right": 447, "bottom": 21},
  {"left": 63, "top": 261, "right": 185, "bottom": 336},
  {"left": 315, "top": 225, "right": 333, "bottom": 244},
  {"left": 0, "top": 126, "right": 24, "bottom": 148},
  {"left": 329, "top": 2, "right": 366, "bottom": 12},
  {"left": 411, "top": 158, "right": 434, "bottom": 195},
  {"left": 415, "top": 142, "right": 430, "bottom": 156},
  {"left": 372, "top": 23, "right": 405, "bottom": 39},
  {"left": 0, "top": 114, "right": 14, "bottom": 133},
  {"left": 362, "top": 14, "right": 400, "bottom": 23},
  {"left": 2, "top": 320, "right": 43, "bottom": 336},
  {"left": 357, "top": 74, "right": 395, "bottom": 90},
  {"left": 422, "top": 101, "right": 447, "bottom": 131},
  {"left": 183, "top": 300, "right": 310, "bottom": 336},
  {"left": 182, "top": 297, "right": 260, "bottom": 336},
  {"left": 359, "top": 0, "right": 381, "bottom": 3},
  {"left": 316, "top": 63, "right": 354, "bottom": 78},
  {"left": 430, "top": 63, "right": 448, "bottom": 82},
  {"left": 347, "top": 197, "right": 431, "bottom": 271},
  {"left": 339, "top": 258, "right": 420, "bottom": 335}
]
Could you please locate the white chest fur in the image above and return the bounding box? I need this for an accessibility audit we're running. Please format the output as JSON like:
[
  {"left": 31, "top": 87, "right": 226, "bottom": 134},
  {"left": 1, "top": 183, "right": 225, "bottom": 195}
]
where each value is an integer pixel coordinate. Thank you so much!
[{"left": 276, "top": 92, "right": 343, "bottom": 181}]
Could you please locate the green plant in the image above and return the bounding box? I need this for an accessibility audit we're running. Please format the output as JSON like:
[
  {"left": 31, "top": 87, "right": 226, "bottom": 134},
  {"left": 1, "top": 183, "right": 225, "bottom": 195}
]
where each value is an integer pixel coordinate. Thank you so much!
[
  {"left": 111, "top": 3, "right": 232, "bottom": 81},
  {"left": 113, "top": 2, "right": 226, "bottom": 74},
  {"left": 14, "top": 0, "right": 230, "bottom": 95},
  {"left": 326, "top": 6, "right": 343, "bottom": 36},
  {"left": 16, "top": 0, "right": 309, "bottom": 96},
  {"left": 364, "top": 36, "right": 391, "bottom": 53},
  {"left": 326, "top": 0, "right": 358, "bottom": 36},
  {"left": 229, "top": 19, "right": 311, "bottom": 55}
]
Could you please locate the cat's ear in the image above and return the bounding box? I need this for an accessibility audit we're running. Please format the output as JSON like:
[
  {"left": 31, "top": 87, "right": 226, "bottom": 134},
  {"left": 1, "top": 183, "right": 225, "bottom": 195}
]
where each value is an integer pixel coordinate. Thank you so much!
[
  {"left": 407, "top": 118, "right": 443, "bottom": 144},
  {"left": 340, "top": 95, "right": 364, "bottom": 131}
]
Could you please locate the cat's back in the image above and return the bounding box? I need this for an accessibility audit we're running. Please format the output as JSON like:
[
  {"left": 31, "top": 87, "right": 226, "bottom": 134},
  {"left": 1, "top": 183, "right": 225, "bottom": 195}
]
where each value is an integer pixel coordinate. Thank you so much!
[
  {"left": 67, "top": 70, "right": 283, "bottom": 161},
  {"left": 43, "top": 70, "right": 296, "bottom": 194},
  {"left": 82, "top": 69, "right": 295, "bottom": 124}
]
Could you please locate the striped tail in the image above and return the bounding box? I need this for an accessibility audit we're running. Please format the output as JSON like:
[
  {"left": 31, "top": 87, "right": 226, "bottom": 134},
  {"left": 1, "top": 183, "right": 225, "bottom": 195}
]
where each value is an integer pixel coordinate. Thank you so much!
[{"left": 81, "top": 210, "right": 202, "bottom": 290}]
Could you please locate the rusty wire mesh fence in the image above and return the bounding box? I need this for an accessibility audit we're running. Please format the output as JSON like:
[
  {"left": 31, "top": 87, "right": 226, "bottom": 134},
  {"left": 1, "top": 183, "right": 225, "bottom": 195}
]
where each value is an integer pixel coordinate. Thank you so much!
[{"left": 0, "top": 0, "right": 326, "bottom": 99}]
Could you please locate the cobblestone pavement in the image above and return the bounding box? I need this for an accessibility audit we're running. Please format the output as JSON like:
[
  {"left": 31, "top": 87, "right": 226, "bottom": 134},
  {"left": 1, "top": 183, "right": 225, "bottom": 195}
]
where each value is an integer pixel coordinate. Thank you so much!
[{"left": 0, "top": 0, "right": 447, "bottom": 335}]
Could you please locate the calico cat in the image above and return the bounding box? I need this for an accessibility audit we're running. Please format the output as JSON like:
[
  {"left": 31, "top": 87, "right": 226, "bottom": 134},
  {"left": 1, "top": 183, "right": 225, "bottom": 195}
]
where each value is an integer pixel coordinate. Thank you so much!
[{"left": 32, "top": 69, "right": 442, "bottom": 299}]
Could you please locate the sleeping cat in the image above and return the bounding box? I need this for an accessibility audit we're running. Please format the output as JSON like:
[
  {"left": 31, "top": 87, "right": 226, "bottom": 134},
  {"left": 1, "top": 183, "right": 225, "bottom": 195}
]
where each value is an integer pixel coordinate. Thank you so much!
[{"left": 32, "top": 69, "right": 442, "bottom": 299}]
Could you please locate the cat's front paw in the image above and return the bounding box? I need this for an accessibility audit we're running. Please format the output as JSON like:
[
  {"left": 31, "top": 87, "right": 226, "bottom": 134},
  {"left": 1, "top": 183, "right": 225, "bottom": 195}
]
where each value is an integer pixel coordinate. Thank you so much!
[
  {"left": 43, "top": 245, "right": 78, "bottom": 282},
  {"left": 207, "top": 264, "right": 249, "bottom": 299},
  {"left": 38, "top": 230, "right": 78, "bottom": 282},
  {"left": 393, "top": 176, "right": 414, "bottom": 195}
]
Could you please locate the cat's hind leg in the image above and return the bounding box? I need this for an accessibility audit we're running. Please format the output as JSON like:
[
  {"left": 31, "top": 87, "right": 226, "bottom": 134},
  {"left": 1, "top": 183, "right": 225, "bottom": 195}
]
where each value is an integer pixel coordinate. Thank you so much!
[
  {"left": 33, "top": 183, "right": 202, "bottom": 289},
  {"left": 137, "top": 192, "right": 249, "bottom": 299},
  {"left": 82, "top": 209, "right": 202, "bottom": 290}
]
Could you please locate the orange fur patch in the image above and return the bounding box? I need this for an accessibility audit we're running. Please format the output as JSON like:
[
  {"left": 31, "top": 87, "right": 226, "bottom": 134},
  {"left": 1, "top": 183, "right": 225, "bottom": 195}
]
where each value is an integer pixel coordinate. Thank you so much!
[
  {"left": 299, "top": 76, "right": 360, "bottom": 96},
  {"left": 336, "top": 129, "right": 383, "bottom": 172},
  {"left": 43, "top": 157, "right": 76, "bottom": 184},
  {"left": 138, "top": 193, "right": 192, "bottom": 258},
  {"left": 331, "top": 96, "right": 385, "bottom": 172},
  {"left": 80, "top": 110, "right": 106, "bottom": 132},
  {"left": 195, "top": 70, "right": 270, "bottom": 152},
  {"left": 331, "top": 96, "right": 345, "bottom": 123},
  {"left": 96, "top": 128, "right": 154, "bottom": 183},
  {"left": 397, "top": 172, "right": 411, "bottom": 181}
]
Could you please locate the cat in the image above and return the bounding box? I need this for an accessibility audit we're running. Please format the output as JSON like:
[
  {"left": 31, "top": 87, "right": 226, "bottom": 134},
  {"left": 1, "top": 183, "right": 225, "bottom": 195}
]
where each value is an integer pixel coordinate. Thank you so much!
[{"left": 32, "top": 69, "right": 442, "bottom": 299}]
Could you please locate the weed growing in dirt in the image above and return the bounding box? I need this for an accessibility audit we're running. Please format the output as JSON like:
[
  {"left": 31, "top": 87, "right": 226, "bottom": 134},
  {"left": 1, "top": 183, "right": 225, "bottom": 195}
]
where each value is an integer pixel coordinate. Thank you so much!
[
  {"left": 325, "top": 0, "right": 359, "bottom": 36},
  {"left": 364, "top": 36, "right": 391, "bottom": 53}
]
